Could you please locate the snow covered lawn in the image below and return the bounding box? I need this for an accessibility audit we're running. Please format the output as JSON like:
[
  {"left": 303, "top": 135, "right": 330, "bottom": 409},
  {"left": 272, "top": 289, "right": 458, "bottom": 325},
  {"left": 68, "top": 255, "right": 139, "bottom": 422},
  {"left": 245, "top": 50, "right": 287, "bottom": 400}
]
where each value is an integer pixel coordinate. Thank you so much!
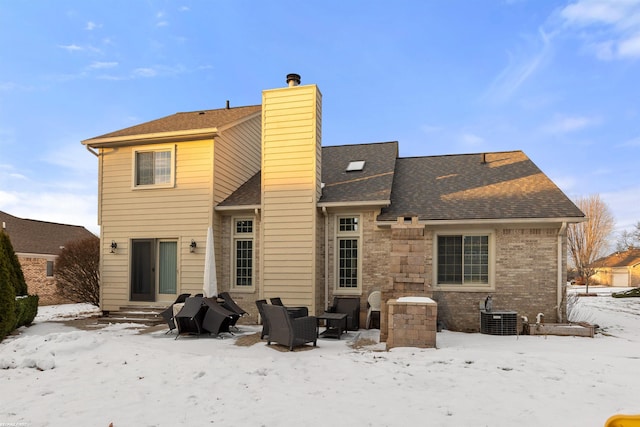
[{"left": 1, "top": 287, "right": 639, "bottom": 426}]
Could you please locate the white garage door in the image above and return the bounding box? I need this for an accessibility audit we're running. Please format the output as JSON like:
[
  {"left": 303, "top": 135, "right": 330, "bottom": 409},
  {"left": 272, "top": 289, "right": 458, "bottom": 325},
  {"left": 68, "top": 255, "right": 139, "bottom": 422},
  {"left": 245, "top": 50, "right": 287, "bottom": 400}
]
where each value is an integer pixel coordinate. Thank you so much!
[{"left": 613, "top": 272, "right": 628, "bottom": 287}]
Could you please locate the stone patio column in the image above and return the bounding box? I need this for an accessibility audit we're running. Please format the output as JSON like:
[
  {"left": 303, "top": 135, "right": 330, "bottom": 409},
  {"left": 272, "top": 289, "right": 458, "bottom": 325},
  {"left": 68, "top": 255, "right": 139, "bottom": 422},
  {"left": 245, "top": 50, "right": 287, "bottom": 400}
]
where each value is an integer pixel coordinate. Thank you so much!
[{"left": 380, "top": 216, "right": 430, "bottom": 342}]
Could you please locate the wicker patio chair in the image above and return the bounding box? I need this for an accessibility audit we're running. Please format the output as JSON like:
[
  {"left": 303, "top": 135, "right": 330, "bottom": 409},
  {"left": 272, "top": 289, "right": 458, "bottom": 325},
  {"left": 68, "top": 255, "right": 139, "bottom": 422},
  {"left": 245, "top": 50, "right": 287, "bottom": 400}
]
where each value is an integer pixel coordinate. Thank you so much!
[
  {"left": 269, "top": 297, "right": 308, "bottom": 318},
  {"left": 269, "top": 297, "right": 283, "bottom": 306},
  {"left": 159, "top": 293, "right": 191, "bottom": 333},
  {"left": 328, "top": 297, "right": 361, "bottom": 330},
  {"left": 218, "top": 292, "right": 248, "bottom": 319},
  {"left": 255, "top": 299, "right": 269, "bottom": 339},
  {"left": 174, "top": 296, "right": 206, "bottom": 339},
  {"left": 263, "top": 304, "right": 317, "bottom": 351},
  {"left": 201, "top": 297, "right": 236, "bottom": 337}
]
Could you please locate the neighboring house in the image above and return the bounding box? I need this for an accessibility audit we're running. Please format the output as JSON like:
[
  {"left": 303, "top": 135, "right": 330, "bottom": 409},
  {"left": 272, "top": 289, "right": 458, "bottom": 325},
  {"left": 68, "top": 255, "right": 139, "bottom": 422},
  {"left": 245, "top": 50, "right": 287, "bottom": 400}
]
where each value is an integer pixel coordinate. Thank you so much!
[
  {"left": 590, "top": 249, "right": 640, "bottom": 287},
  {"left": 0, "top": 211, "right": 96, "bottom": 305},
  {"left": 82, "top": 74, "right": 584, "bottom": 334}
]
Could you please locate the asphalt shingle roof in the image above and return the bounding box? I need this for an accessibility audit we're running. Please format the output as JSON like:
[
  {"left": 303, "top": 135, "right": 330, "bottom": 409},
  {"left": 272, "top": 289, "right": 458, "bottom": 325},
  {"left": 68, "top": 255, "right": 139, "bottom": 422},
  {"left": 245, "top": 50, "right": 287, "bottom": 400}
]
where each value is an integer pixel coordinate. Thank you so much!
[
  {"left": 85, "top": 105, "right": 261, "bottom": 141},
  {"left": 320, "top": 142, "right": 398, "bottom": 204},
  {"left": 0, "top": 211, "right": 96, "bottom": 255},
  {"left": 218, "top": 142, "right": 398, "bottom": 207},
  {"left": 377, "top": 151, "right": 585, "bottom": 221}
]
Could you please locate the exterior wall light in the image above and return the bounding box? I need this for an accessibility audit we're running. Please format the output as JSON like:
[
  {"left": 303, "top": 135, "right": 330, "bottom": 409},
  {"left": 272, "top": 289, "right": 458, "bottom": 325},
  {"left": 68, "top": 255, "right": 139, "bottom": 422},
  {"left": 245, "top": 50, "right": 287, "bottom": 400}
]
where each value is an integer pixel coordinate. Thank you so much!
[
  {"left": 110, "top": 240, "right": 118, "bottom": 254},
  {"left": 190, "top": 239, "right": 197, "bottom": 253}
]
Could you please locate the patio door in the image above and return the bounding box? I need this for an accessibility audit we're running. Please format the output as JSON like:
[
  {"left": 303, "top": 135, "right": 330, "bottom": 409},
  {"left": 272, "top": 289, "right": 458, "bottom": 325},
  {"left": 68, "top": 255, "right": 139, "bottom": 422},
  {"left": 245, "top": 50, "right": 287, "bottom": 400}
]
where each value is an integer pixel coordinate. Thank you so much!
[
  {"left": 131, "top": 239, "right": 178, "bottom": 302},
  {"left": 157, "top": 240, "right": 177, "bottom": 302},
  {"left": 131, "top": 239, "right": 155, "bottom": 301}
]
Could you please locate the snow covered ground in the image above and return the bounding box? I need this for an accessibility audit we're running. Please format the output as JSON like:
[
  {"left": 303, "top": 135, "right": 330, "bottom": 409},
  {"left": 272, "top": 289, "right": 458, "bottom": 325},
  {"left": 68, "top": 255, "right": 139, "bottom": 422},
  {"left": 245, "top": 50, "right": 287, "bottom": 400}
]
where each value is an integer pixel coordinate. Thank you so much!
[{"left": 1, "top": 287, "right": 639, "bottom": 427}]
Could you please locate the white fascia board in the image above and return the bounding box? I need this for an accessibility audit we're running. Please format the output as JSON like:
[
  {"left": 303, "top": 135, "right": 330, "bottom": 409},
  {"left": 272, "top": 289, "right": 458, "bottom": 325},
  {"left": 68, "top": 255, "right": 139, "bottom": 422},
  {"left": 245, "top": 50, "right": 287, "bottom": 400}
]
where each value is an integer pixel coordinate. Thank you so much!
[{"left": 375, "top": 216, "right": 587, "bottom": 228}]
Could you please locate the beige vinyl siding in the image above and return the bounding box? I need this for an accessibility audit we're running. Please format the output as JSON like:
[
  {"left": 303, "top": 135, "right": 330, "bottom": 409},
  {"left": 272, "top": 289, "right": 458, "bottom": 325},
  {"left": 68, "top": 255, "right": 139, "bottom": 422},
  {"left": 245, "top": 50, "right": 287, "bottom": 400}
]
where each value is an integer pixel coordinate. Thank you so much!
[
  {"left": 98, "top": 140, "right": 213, "bottom": 311},
  {"left": 97, "top": 115, "right": 262, "bottom": 311},
  {"left": 261, "top": 84, "right": 322, "bottom": 311},
  {"left": 213, "top": 115, "right": 261, "bottom": 204}
]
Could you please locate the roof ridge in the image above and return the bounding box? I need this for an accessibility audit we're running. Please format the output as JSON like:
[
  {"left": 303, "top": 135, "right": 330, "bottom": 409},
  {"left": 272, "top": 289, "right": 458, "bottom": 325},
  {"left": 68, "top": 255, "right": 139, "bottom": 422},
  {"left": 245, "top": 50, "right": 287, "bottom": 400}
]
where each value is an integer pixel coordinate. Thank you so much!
[
  {"left": 174, "top": 104, "right": 262, "bottom": 115},
  {"left": 0, "top": 210, "right": 87, "bottom": 229},
  {"left": 399, "top": 150, "right": 524, "bottom": 161}
]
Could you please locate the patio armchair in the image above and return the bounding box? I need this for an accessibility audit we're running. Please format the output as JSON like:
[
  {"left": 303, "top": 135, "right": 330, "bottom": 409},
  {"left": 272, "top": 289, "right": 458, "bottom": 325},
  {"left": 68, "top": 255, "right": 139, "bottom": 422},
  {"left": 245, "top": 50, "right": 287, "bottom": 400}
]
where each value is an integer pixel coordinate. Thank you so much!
[
  {"left": 202, "top": 297, "right": 237, "bottom": 337},
  {"left": 255, "top": 299, "right": 269, "bottom": 339},
  {"left": 328, "top": 297, "right": 361, "bottom": 330},
  {"left": 159, "top": 293, "right": 191, "bottom": 333},
  {"left": 262, "top": 304, "right": 317, "bottom": 351},
  {"left": 175, "top": 296, "right": 207, "bottom": 339},
  {"left": 269, "top": 297, "right": 308, "bottom": 318}
]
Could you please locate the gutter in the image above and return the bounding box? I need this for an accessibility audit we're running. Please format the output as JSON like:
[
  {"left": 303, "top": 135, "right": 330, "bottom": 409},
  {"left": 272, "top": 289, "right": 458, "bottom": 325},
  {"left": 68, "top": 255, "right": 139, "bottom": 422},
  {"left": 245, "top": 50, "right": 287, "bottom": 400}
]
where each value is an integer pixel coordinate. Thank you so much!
[
  {"left": 82, "top": 128, "right": 220, "bottom": 148},
  {"left": 557, "top": 222, "right": 567, "bottom": 322},
  {"left": 85, "top": 145, "right": 99, "bottom": 157}
]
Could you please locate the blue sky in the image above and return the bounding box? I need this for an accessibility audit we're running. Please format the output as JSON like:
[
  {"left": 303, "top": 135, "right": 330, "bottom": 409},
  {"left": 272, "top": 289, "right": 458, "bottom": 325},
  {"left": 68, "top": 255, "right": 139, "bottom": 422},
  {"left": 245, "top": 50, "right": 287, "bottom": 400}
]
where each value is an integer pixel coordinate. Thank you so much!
[{"left": 1, "top": 0, "right": 639, "bottom": 238}]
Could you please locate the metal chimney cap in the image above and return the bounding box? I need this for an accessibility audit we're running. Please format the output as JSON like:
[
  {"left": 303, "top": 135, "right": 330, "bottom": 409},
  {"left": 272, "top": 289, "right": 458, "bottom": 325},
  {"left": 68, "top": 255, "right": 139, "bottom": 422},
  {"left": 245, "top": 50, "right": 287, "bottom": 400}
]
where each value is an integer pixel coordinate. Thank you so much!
[{"left": 286, "top": 73, "right": 301, "bottom": 87}]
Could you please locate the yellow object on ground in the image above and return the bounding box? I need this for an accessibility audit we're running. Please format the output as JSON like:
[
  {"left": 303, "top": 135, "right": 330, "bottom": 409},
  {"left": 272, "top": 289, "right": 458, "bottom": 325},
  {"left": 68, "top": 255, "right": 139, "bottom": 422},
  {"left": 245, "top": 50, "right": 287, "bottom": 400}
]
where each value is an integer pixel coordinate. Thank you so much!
[{"left": 605, "top": 414, "right": 640, "bottom": 427}]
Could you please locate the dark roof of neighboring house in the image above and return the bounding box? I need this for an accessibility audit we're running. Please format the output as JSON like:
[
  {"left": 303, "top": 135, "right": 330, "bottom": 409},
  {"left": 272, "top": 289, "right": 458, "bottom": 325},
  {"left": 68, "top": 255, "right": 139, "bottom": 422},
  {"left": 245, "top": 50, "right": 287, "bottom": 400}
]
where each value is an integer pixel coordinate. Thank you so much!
[
  {"left": 84, "top": 105, "right": 261, "bottom": 141},
  {"left": 591, "top": 249, "right": 640, "bottom": 268},
  {"left": 377, "top": 151, "right": 585, "bottom": 221},
  {"left": 0, "top": 211, "right": 96, "bottom": 255},
  {"left": 218, "top": 142, "right": 399, "bottom": 207}
]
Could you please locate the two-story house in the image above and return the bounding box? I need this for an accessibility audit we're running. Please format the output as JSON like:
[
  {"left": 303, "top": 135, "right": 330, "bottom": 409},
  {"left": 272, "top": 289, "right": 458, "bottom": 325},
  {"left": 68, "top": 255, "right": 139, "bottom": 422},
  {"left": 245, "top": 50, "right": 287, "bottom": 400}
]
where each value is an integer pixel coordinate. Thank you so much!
[{"left": 82, "top": 74, "right": 584, "bottom": 333}]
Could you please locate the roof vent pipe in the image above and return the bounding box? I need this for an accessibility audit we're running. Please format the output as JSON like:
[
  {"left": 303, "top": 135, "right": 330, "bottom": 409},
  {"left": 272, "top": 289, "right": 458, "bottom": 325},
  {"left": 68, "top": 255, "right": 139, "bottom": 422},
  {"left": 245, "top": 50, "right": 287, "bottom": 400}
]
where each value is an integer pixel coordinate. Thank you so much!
[
  {"left": 226, "top": 100, "right": 230, "bottom": 109},
  {"left": 481, "top": 153, "right": 487, "bottom": 164},
  {"left": 286, "top": 73, "right": 301, "bottom": 87}
]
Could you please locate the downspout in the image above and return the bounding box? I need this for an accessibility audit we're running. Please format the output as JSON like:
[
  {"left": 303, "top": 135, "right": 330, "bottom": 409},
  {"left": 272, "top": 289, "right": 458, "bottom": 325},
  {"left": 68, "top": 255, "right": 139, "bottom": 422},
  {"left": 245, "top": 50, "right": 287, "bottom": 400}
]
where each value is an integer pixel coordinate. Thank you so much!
[
  {"left": 557, "top": 222, "right": 567, "bottom": 322},
  {"left": 322, "top": 207, "right": 329, "bottom": 311},
  {"left": 255, "top": 208, "right": 263, "bottom": 301},
  {"left": 85, "top": 145, "right": 99, "bottom": 157}
]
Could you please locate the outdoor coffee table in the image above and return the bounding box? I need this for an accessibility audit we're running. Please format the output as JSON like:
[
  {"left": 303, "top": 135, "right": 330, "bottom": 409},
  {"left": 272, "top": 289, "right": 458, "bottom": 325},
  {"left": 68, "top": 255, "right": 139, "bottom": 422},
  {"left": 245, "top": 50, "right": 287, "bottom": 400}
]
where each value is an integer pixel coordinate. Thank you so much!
[{"left": 317, "top": 312, "right": 348, "bottom": 339}]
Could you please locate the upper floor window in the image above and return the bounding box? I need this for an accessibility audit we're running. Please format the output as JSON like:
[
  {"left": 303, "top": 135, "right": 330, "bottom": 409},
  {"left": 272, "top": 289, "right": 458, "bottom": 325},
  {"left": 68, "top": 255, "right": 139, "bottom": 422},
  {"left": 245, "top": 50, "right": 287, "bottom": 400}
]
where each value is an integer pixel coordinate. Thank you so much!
[
  {"left": 133, "top": 146, "right": 175, "bottom": 188},
  {"left": 233, "top": 218, "right": 254, "bottom": 289},
  {"left": 435, "top": 232, "right": 494, "bottom": 290},
  {"left": 336, "top": 215, "right": 361, "bottom": 291}
]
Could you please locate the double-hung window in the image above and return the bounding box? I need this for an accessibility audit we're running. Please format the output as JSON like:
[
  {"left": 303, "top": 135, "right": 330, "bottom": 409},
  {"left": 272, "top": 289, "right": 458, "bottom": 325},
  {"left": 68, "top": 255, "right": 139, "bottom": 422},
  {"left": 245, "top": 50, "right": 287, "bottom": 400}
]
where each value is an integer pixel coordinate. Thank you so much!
[
  {"left": 336, "top": 215, "right": 361, "bottom": 291},
  {"left": 435, "top": 232, "right": 494, "bottom": 290},
  {"left": 233, "top": 218, "right": 254, "bottom": 289},
  {"left": 133, "top": 145, "right": 175, "bottom": 188}
]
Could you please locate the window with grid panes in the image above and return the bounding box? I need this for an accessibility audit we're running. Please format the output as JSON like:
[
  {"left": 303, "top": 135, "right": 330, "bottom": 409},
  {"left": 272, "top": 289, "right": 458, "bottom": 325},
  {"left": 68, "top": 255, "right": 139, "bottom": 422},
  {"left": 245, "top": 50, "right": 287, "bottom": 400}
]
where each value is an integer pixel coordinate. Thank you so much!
[
  {"left": 337, "top": 216, "right": 360, "bottom": 289},
  {"left": 233, "top": 219, "right": 254, "bottom": 287}
]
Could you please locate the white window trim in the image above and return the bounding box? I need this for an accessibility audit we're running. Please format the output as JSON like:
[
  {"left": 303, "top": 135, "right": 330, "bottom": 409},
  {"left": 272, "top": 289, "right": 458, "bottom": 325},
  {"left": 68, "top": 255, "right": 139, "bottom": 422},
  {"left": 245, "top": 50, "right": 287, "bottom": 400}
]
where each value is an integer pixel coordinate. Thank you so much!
[
  {"left": 231, "top": 217, "right": 255, "bottom": 292},
  {"left": 432, "top": 229, "right": 496, "bottom": 292},
  {"left": 334, "top": 214, "right": 362, "bottom": 294},
  {"left": 131, "top": 144, "right": 176, "bottom": 189}
]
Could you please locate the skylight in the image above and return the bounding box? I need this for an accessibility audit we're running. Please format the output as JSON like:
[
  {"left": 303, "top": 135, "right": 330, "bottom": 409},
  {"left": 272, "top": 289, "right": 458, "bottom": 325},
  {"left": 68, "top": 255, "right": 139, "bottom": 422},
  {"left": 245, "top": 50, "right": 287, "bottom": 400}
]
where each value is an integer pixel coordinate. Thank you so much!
[{"left": 346, "top": 160, "right": 365, "bottom": 172}]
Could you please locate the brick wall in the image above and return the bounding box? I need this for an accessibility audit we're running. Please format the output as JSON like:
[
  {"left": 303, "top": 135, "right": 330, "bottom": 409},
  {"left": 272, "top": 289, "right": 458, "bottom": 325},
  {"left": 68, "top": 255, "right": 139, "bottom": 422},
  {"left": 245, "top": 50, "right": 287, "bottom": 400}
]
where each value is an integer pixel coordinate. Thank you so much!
[
  {"left": 432, "top": 227, "right": 564, "bottom": 332},
  {"left": 19, "top": 256, "right": 73, "bottom": 305}
]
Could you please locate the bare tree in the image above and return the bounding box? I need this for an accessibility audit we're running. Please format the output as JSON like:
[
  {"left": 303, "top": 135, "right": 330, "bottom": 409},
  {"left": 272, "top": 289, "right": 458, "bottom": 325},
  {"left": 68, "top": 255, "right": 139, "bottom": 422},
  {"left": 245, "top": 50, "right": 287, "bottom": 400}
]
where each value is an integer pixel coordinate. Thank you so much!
[
  {"left": 567, "top": 194, "right": 615, "bottom": 293},
  {"left": 616, "top": 221, "right": 640, "bottom": 251},
  {"left": 55, "top": 235, "right": 100, "bottom": 306}
]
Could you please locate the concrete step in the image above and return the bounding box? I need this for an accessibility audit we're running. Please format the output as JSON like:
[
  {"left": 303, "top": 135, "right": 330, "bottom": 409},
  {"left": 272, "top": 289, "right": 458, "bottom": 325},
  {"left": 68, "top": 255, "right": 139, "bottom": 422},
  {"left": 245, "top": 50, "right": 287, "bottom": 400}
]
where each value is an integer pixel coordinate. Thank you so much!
[{"left": 98, "top": 306, "right": 166, "bottom": 326}]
